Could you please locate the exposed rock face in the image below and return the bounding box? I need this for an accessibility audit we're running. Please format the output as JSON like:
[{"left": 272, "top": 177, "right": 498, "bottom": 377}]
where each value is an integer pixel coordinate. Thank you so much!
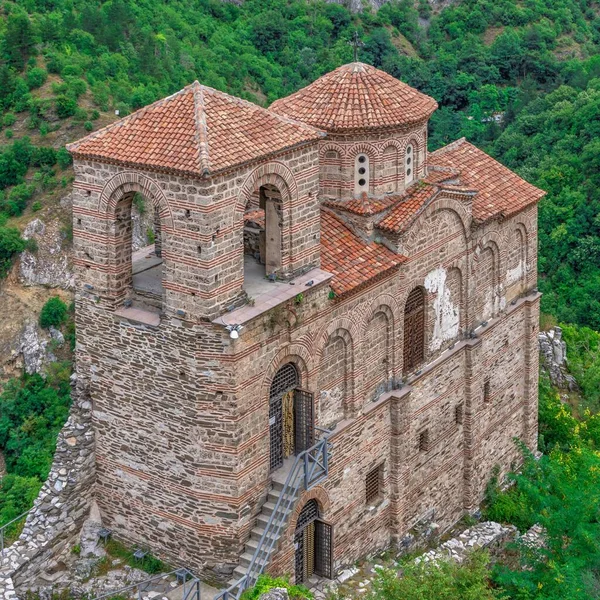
[
  {"left": 19, "top": 322, "right": 49, "bottom": 375},
  {"left": 538, "top": 327, "right": 578, "bottom": 390},
  {"left": 19, "top": 218, "right": 74, "bottom": 290}
]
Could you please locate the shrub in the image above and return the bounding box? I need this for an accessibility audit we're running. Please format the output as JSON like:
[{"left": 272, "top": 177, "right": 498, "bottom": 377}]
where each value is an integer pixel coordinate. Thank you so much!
[
  {"left": 54, "top": 95, "right": 77, "bottom": 118},
  {"left": 56, "top": 147, "right": 72, "bottom": 170},
  {"left": 26, "top": 67, "right": 48, "bottom": 90},
  {"left": 365, "top": 552, "right": 503, "bottom": 600},
  {"left": 240, "top": 575, "right": 312, "bottom": 600},
  {"left": 0, "top": 226, "right": 25, "bottom": 277},
  {"left": 84, "top": 121, "right": 93, "bottom": 131},
  {"left": 5, "top": 130, "right": 13, "bottom": 139},
  {"left": 2, "top": 183, "right": 35, "bottom": 216},
  {"left": 2, "top": 113, "right": 16, "bottom": 128},
  {"left": 31, "top": 201, "right": 41, "bottom": 212},
  {"left": 39, "top": 296, "right": 69, "bottom": 329}
]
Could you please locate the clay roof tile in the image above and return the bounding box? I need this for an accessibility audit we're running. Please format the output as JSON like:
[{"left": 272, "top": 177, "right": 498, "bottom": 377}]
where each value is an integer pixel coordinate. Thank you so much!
[
  {"left": 67, "top": 82, "right": 325, "bottom": 178},
  {"left": 270, "top": 63, "right": 437, "bottom": 132}
]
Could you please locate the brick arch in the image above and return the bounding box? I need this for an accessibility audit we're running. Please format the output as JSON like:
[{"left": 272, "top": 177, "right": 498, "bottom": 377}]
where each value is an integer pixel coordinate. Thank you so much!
[
  {"left": 262, "top": 346, "right": 312, "bottom": 398},
  {"left": 314, "top": 318, "right": 359, "bottom": 365},
  {"left": 378, "top": 138, "right": 404, "bottom": 153},
  {"left": 362, "top": 303, "right": 395, "bottom": 398},
  {"left": 478, "top": 229, "right": 505, "bottom": 277},
  {"left": 99, "top": 171, "right": 174, "bottom": 230},
  {"left": 315, "top": 323, "right": 356, "bottom": 421},
  {"left": 399, "top": 283, "right": 428, "bottom": 374},
  {"left": 236, "top": 162, "right": 298, "bottom": 218},
  {"left": 319, "top": 142, "right": 347, "bottom": 160},
  {"left": 347, "top": 142, "right": 380, "bottom": 163},
  {"left": 288, "top": 486, "right": 332, "bottom": 535},
  {"left": 415, "top": 197, "right": 471, "bottom": 242}
]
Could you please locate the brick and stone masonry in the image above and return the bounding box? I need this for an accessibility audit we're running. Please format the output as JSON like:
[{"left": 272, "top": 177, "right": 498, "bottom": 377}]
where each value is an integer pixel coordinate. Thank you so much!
[{"left": 18, "top": 62, "right": 544, "bottom": 586}]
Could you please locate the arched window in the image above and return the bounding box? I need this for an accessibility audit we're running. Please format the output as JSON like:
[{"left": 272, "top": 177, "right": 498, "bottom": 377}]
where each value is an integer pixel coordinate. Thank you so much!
[
  {"left": 403, "top": 287, "right": 425, "bottom": 374},
  {"left": 354, "top": 153, "right": 369, "bottom": 195},
  {"left": 405, "top": 144, "right": 415, "bottom": 186}
]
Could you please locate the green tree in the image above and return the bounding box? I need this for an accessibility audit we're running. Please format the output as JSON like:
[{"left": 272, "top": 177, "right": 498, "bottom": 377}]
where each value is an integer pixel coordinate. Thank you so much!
[{"left": 39, "top": 296, "right": 69, "bottom": 329}]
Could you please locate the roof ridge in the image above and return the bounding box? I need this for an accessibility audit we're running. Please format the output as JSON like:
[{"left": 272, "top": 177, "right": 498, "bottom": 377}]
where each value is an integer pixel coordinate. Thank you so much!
[
  {"left": 430, "top": 137, "right": 468, "bottom": 157},
  {"left": 192, "top": 81, "right": 211, "bottom": 176},
  {"left": 66, "top": 84, "right": 196, "bottom": 153},
  {"left": 198, "top": 82, "right": 326, "bottom": 137}
]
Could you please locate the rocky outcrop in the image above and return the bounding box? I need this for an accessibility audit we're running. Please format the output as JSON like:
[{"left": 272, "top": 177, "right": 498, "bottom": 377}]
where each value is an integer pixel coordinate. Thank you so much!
[
  {"left": 19, "top": 218, "right": 74, "bottom": 291},
  {"left": 538, "top": 327, "right": 578, "bottom": 390},
  {"left": 0, "top": 375, "right": 95, "bottom": 597}
]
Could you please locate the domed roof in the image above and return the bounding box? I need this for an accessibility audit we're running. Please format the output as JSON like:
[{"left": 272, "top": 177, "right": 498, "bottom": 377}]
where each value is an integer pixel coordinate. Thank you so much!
[{"left": 270, "top": 63, "right": 437, "bottom": 133}]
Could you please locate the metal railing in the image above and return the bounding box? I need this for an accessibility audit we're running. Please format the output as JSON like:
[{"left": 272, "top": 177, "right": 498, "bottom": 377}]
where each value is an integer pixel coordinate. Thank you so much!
[
  {"left": 92, "top": 568, "right": 201, "bottom": 600},
  {"left": 215, "top": 428, "right": 332, "bottom": 600},
  {"left": 0, "top": 509, "right": 32, "bottom": 564}
]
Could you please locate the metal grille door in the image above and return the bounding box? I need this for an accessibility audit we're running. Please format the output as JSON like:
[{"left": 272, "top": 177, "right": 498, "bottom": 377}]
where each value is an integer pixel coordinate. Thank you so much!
[
  {"left": 403, "top": 287, "right": 425, "bottom": 374},
  {"left": 294, "top": 389, "right": 314, "bottom": 453},
  {"left": 315, "top": 520, "right": 334, "bottom": 579},
  {"left": 269, "top": 363, "right": 299, "bottom": 471},
  {"left": 294, "top": 500, "right": 320, "bottom": 584}
]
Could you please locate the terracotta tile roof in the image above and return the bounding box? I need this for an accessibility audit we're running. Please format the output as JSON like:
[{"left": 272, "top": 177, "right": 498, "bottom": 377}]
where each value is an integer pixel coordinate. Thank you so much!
[
  {"left": 244, "top": 208, "right": 265, "bottom": 229},
  {"left": 376, "top": 184, "right": 438, "bottom": 234},
  {"left": 323, "top": 192, "right": 397, "bottom": 216},
  {"left": 430, "top": 138, "right": 545, "bottom": 222},
  {"left": 320, "top": 209, "right": 404, "bottom": 297},
  {"left": 270, "top": 63, "right": 438, "bottom": 132},
  {"left": 67, "top": 82, "right": 324, "bottom": 178}
]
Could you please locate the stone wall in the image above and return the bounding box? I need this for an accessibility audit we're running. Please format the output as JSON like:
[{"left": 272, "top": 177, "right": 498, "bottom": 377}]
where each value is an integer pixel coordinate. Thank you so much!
[{"left": 0, "top": 374, "right": 95, "bottom": 597}]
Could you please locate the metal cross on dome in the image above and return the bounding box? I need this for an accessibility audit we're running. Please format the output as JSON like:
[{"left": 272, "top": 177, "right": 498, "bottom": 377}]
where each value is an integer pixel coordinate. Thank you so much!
[{"left": 348, "top": 31, "right": 365, "bottom": 62}]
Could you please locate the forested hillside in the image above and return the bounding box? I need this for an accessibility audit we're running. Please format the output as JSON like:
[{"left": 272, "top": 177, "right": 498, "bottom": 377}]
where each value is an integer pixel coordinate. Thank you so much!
[
  {"left": 1, "top": 0, "right": 600, "bottom": 323},
  {"left": 1, "top": 0, "right": 600, "bottom": 595}
]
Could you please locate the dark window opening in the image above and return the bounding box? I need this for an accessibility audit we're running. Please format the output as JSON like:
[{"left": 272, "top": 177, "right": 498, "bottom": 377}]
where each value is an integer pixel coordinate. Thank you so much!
[
  {"left": 419, "top": 429, "right": 429, "bottom": 452},
  {"left": 403, "top": 287, "right": 425, "bottom": 375},
  {"left": 365, "top": 464, "right": 384, "bottom": 504},
  {"left": 455, "top": 403, "right": 464, "bottom": 425},
  {"left": 484, "top": 379, "right": 491, "bottom": 403}
]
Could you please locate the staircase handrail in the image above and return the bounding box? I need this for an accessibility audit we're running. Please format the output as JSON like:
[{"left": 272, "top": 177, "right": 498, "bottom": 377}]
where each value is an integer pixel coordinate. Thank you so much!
[
  {"left": 215, "top": 429, "right": 332, "bottom": 600},
  {"left": 92, "top": 568, "right": 200, "bottom": 600}
]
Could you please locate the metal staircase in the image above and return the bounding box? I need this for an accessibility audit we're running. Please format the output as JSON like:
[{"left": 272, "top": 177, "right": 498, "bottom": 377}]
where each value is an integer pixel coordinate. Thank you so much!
[{"left": 214, "top": 428, "right": 332, "bottom": 600}]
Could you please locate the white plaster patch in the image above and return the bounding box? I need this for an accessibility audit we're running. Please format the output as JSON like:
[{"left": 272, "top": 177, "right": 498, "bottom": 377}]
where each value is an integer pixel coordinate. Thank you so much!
[
  {"left": 424, "top": 267, "right": 459, "bottom": 352},
  {"left": 506, "top": 260, "right": 524, "bottom": 285}
]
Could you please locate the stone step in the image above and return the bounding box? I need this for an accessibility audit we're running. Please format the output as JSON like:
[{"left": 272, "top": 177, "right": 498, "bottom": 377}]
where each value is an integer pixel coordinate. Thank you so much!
[
  {"left": 239, "top": 550, "right": 270, "bottom": 569},
  {"left": 256, "top": 511, "right": 289, "bottom": 531},
  {"left": 250, "top": 525, "right": 279, "bottom": 542}
]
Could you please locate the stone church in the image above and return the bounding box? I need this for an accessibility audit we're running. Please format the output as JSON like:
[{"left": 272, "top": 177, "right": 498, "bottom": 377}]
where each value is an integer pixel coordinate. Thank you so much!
[{"left": 67, "top": 62, "right": 543, "bottom": 595}]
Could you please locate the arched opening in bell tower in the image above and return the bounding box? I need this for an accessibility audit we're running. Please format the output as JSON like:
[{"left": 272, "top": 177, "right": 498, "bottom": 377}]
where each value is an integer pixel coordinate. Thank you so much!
[
  {"left": 112, "top": 191, "right": 165, "bottom": 313},
  {"left": 243, "top": 183, "right": 284, "bottom": 296}
]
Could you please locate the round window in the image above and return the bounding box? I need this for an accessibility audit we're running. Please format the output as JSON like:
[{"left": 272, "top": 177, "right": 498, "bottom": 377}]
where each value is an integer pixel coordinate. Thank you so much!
[
  {"left": 406, "top": 157, "right": 411, "bottom": 165},
  {"left": 406, "top": 146, "right": 412, "bottom": 154},
  {"left": 358, "top": 167, "right": 366, "bottom": 175},
  {"left": 358, "top": 155, "right": 367, "bottom": 164},
  {"left": 358, "top": 178, "right": 366, "bottom": 186},
  {"left": 406, "top": 169, "right": 412, "bottom": 177}
]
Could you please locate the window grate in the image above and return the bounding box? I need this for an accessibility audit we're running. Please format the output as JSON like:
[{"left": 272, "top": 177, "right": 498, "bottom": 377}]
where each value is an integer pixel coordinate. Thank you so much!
[
  {"left": 403, "top": 287, "right": 425, "bottom": 375},
  {"left": 365, "top": 464, "right": 383, "bottom": 504},
  {"left": 483, "top": 379, "right": 491, "bottom": 404},
  {"left": 418, "top": 429, "right": 429, "bottom": 452},
  {"left": 455, "top": 403, "right": 464, "bottom": 425}
]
